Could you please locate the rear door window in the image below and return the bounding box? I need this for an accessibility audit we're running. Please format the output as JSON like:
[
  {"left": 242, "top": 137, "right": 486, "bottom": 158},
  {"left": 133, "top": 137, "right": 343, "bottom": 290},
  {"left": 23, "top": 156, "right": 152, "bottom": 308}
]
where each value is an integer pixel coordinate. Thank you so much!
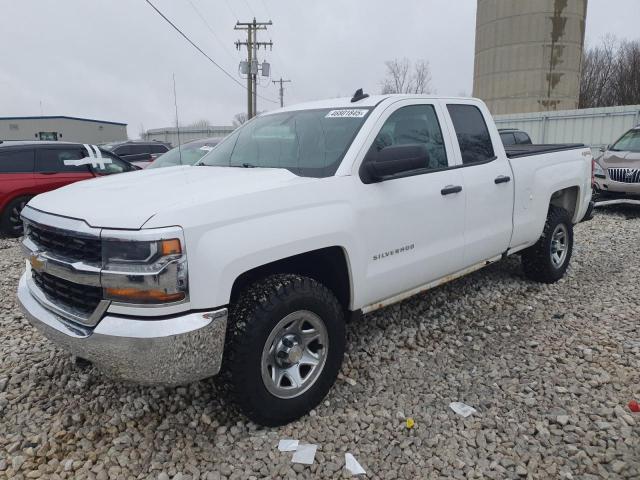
[
  {"left": 500, "top": 133, "right": 516, "bottom": 145},
  {"left": 0, "top": 149, "right": 35, "bottom": 173},
  {"left": 36, "top": 148, "right": 90, "bottom": 173},
  {"left": 447, "top": 104, "right": 495, "bottom": 165}
]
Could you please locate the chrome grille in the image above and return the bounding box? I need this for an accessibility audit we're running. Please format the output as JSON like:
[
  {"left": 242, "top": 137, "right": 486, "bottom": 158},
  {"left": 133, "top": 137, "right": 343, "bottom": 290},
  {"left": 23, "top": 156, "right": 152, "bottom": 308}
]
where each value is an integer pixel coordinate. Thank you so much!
[
  {"left": 28, "top": 223, "right": 102, "bottom": 264},
  {"left": 608, "top": 168, "right": 640, "bottom": 184},
  {"left": 31, "top": 270, "right": 102, "bottom": 315}
]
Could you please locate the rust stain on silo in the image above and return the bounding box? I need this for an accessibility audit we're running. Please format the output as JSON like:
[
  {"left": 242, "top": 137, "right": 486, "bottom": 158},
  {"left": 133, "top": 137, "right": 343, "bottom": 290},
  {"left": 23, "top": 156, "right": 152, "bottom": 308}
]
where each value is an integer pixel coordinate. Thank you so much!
[{"left": 539, "top": 0, "right": 569, "bottom": 110}]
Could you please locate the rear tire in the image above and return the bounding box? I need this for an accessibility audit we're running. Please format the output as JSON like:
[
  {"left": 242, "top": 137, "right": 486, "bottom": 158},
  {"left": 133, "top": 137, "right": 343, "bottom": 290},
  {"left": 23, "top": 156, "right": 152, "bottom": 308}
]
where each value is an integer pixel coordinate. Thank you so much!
[
  {"left": 1, "top": 196, "right": 30, "bottom": 237},
  {"left": 222, "top": 274, "right": 345, "bottom": 426},
  {"left": 522, "top": 206, "right": 573, "bottom": 284}
]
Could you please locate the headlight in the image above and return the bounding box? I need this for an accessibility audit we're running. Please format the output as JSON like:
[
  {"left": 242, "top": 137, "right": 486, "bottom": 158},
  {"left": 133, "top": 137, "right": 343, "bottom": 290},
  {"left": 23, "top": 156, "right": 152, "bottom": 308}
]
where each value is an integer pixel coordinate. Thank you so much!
[
  {"left": 101, "top": 232, "right": 188, "bottom": 305},
  {"left": 594, "top": 162, "right": 606, "bottom": 178},
  {"left": 103, "top": 238, "right": 181, "bottom": 265}
]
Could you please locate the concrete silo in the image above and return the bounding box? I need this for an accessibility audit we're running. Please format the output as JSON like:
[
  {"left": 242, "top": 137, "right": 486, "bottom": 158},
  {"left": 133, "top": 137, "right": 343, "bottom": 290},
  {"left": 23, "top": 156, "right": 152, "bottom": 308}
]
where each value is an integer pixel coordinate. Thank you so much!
[{"left": 473, "top": 0, "right": 588, "bottom": 115}]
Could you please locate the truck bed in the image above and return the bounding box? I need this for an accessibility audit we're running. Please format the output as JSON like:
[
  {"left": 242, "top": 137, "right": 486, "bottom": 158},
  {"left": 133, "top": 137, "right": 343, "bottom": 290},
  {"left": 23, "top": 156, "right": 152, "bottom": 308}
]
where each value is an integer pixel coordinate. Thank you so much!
[{"left": 505, "top": 144, "right": 585, "bottom": 158}]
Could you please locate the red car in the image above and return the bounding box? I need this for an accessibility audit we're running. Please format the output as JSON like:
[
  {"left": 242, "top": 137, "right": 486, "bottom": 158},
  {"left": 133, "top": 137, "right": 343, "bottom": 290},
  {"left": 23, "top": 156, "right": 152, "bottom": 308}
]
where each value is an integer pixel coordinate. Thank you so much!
[{"left": 0, "top": 141, "right": 137, "bottom": 236}]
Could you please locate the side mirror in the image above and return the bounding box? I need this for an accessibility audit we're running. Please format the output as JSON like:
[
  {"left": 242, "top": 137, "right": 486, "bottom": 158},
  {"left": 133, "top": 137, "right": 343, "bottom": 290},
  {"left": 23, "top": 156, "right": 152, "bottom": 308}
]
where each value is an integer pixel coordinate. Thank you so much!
[{"left": 361, "top": 144, "right": 429, "bottom": 183}]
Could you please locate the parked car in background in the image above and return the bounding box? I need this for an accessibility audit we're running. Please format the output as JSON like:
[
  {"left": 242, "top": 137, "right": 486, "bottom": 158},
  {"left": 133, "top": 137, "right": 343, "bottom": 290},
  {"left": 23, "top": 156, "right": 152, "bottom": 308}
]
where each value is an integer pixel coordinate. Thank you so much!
[
  {"left": 147, "top": 137, "right": 221, "bottom": 169},
  {"left": 17, "top": 93, "right": 592, "bottom": 426},
  {"left": 499, "top": 128, "right": 532, "bottom": 146},
  {"left": 0, "top": 141, "right": 137, "bottom": 235},
  {"left": 101, "top": 140, "right": 170, "bottom": 168},
  {"left": 593, "top": 125, "right": 640, "bottom": 200}
]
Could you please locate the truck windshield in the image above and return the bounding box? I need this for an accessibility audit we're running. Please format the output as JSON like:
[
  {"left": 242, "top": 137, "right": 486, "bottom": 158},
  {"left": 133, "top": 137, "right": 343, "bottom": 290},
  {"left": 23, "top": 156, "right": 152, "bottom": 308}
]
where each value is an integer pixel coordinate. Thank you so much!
[
  {"left": 199, "top": 108, "right": 371, "bottom": 177},
  {"left": 611, "top": 129, "right": 640, "bottom": 152}
]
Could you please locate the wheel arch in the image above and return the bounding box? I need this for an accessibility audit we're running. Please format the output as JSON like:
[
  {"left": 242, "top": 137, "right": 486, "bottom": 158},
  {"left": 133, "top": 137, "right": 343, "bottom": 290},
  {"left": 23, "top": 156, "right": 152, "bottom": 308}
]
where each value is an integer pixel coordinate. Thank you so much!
[
  {"left": 229, "top": 246, "right": 353, "bottom": 313},
  {"left": 549, "top": 186, "right": 580, "bottom": 222}
]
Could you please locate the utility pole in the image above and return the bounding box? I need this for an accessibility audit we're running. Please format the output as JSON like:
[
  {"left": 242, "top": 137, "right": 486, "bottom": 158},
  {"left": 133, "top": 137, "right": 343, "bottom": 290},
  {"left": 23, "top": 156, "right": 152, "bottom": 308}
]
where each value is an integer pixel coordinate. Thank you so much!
[
  {"left": 235, "top": 18, "right": 272, "bottom": 119},
  {"left": 272, "top": 77, "right": 291, "bottom": 108}
]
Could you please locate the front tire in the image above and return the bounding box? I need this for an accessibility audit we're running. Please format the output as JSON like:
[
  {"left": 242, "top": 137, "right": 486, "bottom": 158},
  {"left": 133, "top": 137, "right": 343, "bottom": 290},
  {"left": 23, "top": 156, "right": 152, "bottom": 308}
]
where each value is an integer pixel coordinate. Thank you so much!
[
  {"left": 1, "top": 196, "right": 30, "bottom": 237},
  {"left": 223, "top": 274, "right": 345, "bottom": 426},
  {"left": 522, "top": 206, "right": 573, "bottom": 284}
]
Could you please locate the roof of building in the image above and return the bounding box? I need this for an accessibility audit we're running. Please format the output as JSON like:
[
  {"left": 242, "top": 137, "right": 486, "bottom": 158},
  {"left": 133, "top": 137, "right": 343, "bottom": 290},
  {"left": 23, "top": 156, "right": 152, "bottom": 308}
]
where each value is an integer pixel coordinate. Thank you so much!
[
  {"left": 0, "top": 116, "right": 127, "bottom": 126},
  {"left": 145, "top": 125, "right": 235, "bottom": 134}
]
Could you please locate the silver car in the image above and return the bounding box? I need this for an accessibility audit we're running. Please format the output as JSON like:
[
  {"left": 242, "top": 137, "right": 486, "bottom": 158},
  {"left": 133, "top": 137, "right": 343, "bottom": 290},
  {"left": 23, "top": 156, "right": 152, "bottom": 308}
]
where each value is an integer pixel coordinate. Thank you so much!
[{"left": 594, "top": 126, "right": 640, "bottom": 199}]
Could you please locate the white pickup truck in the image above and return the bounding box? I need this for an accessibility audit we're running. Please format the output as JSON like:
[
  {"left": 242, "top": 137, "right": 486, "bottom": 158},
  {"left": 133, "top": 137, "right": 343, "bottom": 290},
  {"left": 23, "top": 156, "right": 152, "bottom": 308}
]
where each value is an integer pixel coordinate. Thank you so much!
[{"left": 18, "top": 92, "right": 593, "bottom": 426}]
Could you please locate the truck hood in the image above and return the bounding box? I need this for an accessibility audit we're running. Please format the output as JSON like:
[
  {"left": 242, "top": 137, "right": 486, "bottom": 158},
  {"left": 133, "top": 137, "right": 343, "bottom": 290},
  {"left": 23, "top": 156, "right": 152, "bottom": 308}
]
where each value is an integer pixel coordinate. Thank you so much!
[{"left": 28, "top": 166, "right": 312, "bottom": 229}]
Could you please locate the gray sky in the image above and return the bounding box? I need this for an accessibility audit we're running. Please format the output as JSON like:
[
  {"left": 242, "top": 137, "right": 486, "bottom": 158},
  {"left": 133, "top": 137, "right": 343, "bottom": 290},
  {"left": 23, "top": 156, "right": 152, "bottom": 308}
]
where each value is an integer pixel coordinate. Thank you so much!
[{"left": 1, "top": 0, "right": 638, "bottom": 138}]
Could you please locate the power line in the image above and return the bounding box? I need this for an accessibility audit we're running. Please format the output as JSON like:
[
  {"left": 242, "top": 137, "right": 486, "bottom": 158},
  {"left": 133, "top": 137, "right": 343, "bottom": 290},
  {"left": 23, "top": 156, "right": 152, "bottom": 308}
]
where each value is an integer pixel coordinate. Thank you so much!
[
  {"left": 143, "top": 0, "right": 277, "bottom": 103},
  {"left": 185, "top": 0, "right": 236, "bottom": 62},
  {"left": 259, "top": 0, "right": 272, "bottom": 20},
  {"left": 241, "top": 0, "right": 257, "bottom": 18},
  {"left": 223, "top": 0, "right": 239, "bottom": 20}
]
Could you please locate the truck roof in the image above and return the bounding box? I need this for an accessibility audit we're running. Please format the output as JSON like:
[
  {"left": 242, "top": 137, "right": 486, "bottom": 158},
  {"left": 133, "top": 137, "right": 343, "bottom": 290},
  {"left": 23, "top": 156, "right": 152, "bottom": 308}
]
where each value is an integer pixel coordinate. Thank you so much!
[{"left": 270, "top": 93, "right": 477, "bottom": 115}]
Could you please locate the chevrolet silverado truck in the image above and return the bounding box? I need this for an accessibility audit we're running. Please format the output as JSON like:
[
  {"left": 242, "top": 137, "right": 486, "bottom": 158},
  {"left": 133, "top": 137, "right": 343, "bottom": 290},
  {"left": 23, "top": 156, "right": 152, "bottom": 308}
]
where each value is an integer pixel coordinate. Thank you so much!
[{"left": 17, "top": 92, "right": 593, "bottom": 426}]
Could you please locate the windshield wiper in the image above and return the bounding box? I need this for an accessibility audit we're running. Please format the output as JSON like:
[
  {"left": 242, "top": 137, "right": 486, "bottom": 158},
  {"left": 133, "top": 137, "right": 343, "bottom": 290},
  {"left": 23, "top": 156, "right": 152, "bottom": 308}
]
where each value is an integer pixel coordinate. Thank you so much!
[{"left": 198, "top": 162, "right": 260, "bottom": 168}]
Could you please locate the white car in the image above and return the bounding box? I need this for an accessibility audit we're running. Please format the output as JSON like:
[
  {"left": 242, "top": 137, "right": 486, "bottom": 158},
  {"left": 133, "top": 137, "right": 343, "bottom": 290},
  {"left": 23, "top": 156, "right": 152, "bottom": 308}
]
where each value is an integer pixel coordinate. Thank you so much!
[{"left": 18, "top": 92, "right": 593, "bottom": 426}]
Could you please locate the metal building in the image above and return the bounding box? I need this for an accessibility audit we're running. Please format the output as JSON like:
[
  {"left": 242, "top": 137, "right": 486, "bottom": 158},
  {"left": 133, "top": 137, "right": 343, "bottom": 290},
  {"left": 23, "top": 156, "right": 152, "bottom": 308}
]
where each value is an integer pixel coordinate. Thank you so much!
[
  {"left": 0, "top": 116, "right": 127, "bottom": 143},
  {"left": 495, "top": 104, "right": 640, "bottom": 153},
  {"left": 142, "top": 125, "right": 235, "bottom": 146},
  {"left": 473, "top": 0, "right": 588, "bottom": 115}
]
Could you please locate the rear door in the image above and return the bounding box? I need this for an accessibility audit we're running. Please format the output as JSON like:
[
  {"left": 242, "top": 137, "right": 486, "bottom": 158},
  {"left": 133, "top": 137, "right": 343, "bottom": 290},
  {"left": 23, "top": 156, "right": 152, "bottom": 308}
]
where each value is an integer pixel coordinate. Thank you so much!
[
  {"left": 34, "top": 146, "right": 94, "bottom": 192},
  {"left": 445, "top": 102, "right": 514, "bottom": 265},
  {"left": 353, "top": 100, "right": 467, "bottom": 307}
]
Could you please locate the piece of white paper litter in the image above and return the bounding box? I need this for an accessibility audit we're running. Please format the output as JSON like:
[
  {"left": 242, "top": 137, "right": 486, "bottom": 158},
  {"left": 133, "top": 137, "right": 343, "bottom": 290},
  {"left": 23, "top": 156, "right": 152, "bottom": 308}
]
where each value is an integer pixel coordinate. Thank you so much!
[
  {"left": 449, "top": 402, "right": 477, "bottom": 418},
  {"left": 291, "top": 444, "right": 318, "bottom": 465},
  {"left": 345, "top": 453, "right": 366, "bottom": 475},
  {"left": 278, "top": 439, "right": 299, "bottom": 452}
]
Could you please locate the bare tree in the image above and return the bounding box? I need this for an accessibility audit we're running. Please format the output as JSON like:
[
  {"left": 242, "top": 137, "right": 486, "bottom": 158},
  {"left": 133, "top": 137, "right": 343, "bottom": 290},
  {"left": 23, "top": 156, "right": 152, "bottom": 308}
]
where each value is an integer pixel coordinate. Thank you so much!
[
  {"left": 615, "top": 39, "right": 640, "bottom": 106},
  {"left": 381, "top": 58, "right": 433, "bottom": 94},
  {"left": 579, "top": 37, "right": 640, "bottom": 108},
  {"left": 233, "top": 112, "right": 249, "bottom": 126}
]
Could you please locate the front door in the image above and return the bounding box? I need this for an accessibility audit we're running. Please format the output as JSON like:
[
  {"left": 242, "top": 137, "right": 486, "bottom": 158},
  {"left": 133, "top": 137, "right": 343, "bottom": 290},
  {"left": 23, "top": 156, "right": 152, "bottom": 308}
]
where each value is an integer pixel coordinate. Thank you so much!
[{"left": 353, "top": 101, "right": 467, "bottom": 307}]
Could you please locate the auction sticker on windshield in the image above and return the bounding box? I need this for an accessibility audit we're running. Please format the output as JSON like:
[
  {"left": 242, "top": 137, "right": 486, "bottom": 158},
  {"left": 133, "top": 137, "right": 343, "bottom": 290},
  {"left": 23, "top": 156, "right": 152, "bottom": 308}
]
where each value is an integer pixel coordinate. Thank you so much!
[{"left": 325, "top": 109, "right": 368, "bottom": 118}]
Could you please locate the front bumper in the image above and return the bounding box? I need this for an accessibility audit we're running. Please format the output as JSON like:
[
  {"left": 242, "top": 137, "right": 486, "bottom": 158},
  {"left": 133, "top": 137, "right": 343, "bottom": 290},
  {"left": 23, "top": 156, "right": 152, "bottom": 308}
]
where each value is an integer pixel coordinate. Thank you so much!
[
  {"left": 18, "top": 272, "right": 227, "bottom": 385},
  {"left": 595, "top": 177, "right": 640, "bottom": 196}
]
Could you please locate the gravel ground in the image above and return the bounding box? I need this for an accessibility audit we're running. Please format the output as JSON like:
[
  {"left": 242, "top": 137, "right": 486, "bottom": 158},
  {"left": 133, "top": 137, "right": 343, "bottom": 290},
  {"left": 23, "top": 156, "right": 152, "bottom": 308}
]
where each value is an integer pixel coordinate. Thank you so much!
[{"left": 1, "top": 206, "right": 639, "bottom": 480}]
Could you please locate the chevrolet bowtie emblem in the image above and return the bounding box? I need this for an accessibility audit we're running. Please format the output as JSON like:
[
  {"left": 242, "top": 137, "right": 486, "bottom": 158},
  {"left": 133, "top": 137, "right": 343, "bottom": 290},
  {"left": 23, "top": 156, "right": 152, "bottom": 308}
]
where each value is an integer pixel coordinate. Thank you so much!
[{"left": 29, "top": 254, "right": 46, "bottom": 271}]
